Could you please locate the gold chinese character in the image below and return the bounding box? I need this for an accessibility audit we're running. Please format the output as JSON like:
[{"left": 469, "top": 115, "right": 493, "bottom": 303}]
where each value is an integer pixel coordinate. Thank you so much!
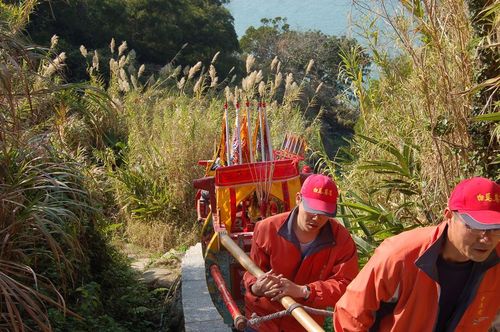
[
  {"left": 484, "top": 193, "right": 492, "bottom": 202},
  {"left": 477, "top": 194, "right": 485, "bottom": 201},
  {"left": 494, "top": 193, "right": 500, "bottom": 203}
]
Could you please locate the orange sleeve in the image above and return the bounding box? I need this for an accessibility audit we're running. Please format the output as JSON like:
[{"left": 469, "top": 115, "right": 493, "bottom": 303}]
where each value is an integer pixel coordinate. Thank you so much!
[
  {"left": 334, "top": 241, "right": 402, "bottom": 331},
  {"left": 242, "top": 222, "right": 270, "bottom": 296}
]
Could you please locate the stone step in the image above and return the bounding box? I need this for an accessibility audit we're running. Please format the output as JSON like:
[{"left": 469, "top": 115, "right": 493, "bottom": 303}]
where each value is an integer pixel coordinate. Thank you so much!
[{"left": 181, "top": 243, "right": 231, "bottom": 332}]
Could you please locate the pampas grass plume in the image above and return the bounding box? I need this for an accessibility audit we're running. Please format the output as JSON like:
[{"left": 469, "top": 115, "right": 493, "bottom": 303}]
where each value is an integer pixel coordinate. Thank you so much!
[
  {"left": 285, "top": 73, "right": 293, "bottom": 91},
  {"left": 92, "top": 50, "right": 99, "bottom": 71},
  {"left": 305, "top": 59, "right": 314, "bottom": 75},
  {"left": 50, "top": 35, "right": 58, "bottom": 49},
  {"left": 188, "top": 61, "right": 202, "bottom": 79},
  {"left": 246, "top": 54, "right": 255, "bottom": 74},
  {"left": 211, "top": 51, "right": 220, "bottom": 64},
  {"left": 258, "top": 81, "right": 266, "bottom": 97},
  {"left": 315, "top": 82, "right": 324, "bottom": 94},
  {"left": 110, "top": 38, "right": 116, "bottom": 54},
  {"left": 271, "top": 56, "right": 279, "bottom": 71},
  {"left": 44, "top": 52, "right": 66, "bottom": 77},
  {"left": 177, "top": 77, "right": 186, "bottom": 90},
  {"left": 138, "top": 64, "right": 145, "bottom": 78},
  {"left": 118, "top": 41, "right": 127, "bottom": 56},
  {"left": 80, "top": 45, "right": 88, "bottom": 57},
  {"left": 274, "top": 72, "right": 283, "bottom": 89},
  {"left": 193, "top": 76, "right": 203, "bottom": 94}
]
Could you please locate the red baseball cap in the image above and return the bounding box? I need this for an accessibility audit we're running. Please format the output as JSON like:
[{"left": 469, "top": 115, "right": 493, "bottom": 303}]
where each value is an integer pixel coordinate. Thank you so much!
[
  {"left": 300, "top": 174, "right": 338, "bottom": 217},
  {"left": 448, "top": 177, "right": 500, "bottom": 230}
]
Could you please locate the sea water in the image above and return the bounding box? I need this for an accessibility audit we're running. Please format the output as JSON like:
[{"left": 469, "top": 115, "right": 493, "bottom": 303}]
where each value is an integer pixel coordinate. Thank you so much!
[{"left": 226, "top": 0, "right": 355, "bottom": 37}]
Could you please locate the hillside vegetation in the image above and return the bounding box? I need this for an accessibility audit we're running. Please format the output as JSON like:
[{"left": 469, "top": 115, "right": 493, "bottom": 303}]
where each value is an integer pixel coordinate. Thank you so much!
[
  {"left": 317, "top": 0, "right": 499, "bottom": 263},
  {"left": 0, "top": 0, "right": 498, "bottom": 330}
]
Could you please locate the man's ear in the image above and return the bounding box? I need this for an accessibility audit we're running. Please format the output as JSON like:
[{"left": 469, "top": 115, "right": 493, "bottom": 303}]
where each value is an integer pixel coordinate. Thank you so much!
[
  {"left": 444, "top": 208, "right": 453, "bottom": 223},
  {"left": 295, "top": 192, "right": 302, "bottom": 206}
]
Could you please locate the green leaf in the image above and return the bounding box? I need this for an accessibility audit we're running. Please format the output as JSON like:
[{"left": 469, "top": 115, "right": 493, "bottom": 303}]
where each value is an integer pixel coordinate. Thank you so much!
[
  {"left": 340, "top": 201, "right": 381, "bottom": 215},
  {"left": 104, "top": 223, "right": 123, "bottom": 232},
  {"left": 473, "top": 112, "right": 500, "bottom": 122},
  {"left": 352, "top": 235, "right": 376, "bottom": 254}
]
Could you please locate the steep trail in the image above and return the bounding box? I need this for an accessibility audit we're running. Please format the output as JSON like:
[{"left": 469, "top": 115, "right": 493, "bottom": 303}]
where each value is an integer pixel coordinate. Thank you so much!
[
  {"left": 181, "top": 243, "right": 231, "bottom": 331},
  {"left": 124, "top": 242, "right": 185, "bottom": 331}
]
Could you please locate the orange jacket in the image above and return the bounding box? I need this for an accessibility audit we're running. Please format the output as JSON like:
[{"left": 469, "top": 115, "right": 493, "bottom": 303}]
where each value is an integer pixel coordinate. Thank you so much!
[
  {"left": 243, "top": 209, "right": 359, "bottom": 332},
  {"left": 334, "top": 223, "right": 500, "bottom": 332}
]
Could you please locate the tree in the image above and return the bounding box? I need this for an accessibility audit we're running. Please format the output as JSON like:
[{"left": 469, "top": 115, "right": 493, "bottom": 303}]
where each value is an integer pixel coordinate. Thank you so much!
[
  {"left": 125, "top": 0, "right": 239, "bottom": 74},
  {"left": 27, "top": 0, "right": 240, "bottom": 80}
]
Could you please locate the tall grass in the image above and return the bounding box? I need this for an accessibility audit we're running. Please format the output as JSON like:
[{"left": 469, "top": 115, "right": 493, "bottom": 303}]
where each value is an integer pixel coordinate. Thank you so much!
[
  {"left": 0, "top": 7, "right": 93, "bottom": 327},
  {"left": 351, "top": 0, "right": 474, "bottom": 192},
  {"left": 0, "top": 147, "right": 93, "bottom": 331},
  {"left": 93, "top": 44, "right": 319, "bottom": 251},
  {"left": 317, "top": 0, "right": 499, "bottom": 260},
  {"left": 1, "top": 2, "right": 171, "bottom": 329}
]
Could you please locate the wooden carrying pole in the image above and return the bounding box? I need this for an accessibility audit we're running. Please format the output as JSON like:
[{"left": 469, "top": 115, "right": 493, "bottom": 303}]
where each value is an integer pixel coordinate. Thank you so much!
[{"left": 219, "top": 233, "right": 325, "bottom": 332}]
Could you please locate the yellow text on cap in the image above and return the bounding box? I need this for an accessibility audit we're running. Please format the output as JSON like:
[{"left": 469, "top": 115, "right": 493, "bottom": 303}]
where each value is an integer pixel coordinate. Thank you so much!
[
  {"left": 476, "top": 193, "right": 500, "bottom": 203},
  {"left": 313, "top": 187, "right": 334, "bottom": 196}
]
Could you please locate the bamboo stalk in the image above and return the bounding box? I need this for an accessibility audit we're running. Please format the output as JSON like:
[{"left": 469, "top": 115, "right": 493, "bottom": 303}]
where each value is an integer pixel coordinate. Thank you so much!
[{"left": 219, "top": 233, "right": 325, "bottom": 332}]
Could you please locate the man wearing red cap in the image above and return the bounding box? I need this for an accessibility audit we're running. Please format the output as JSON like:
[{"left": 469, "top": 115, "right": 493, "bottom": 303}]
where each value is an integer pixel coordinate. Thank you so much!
[
  {"left": 334, "top": 177, "right": 500, "bottom": 332},
  {"left": 243, "top": 174, "right": 359, "bottom": 331}
]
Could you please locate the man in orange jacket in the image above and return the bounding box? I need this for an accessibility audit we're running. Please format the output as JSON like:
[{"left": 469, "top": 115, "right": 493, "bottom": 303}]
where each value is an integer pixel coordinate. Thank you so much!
[
  {"left": 243, "top": 174, "right": 359, "bottom": 331},
  {"left": 334, "top": 177, "right": 500, "bottom": 332}
]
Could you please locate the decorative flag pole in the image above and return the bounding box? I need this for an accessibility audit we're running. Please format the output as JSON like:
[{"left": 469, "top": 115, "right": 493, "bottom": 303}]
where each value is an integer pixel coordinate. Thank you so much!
[
  {"left": 296, "top": 137, "right": 304, "bottom": 155},
  {"left": 258, "top": 101, "right": 266, "bottom": 161},
  {"left": 281, "top": 133, "right": 288, "bottom": 150},
  {"left": 292, "top": 135, "right": 299, "bottom": 154},
  {"left": 246, "top": 100, "right": 254, "bottom": 163},
  {"left": 263, "top": 101, "right": 273, "bottom": 161},
  {"left": 224, "top": 101, "right": 232, "bottom": 166},
  {"left": 235, "top": 101, "right": 242, "bottom": 164},
  {"left": 285, "top": 134, "right": 291, "bottom": 151}
]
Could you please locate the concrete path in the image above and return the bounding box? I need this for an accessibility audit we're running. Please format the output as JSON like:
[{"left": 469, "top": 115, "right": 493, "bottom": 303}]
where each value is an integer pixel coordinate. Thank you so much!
[{"left": 182, "top": 243, "right": 231, "bottom": 332}]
